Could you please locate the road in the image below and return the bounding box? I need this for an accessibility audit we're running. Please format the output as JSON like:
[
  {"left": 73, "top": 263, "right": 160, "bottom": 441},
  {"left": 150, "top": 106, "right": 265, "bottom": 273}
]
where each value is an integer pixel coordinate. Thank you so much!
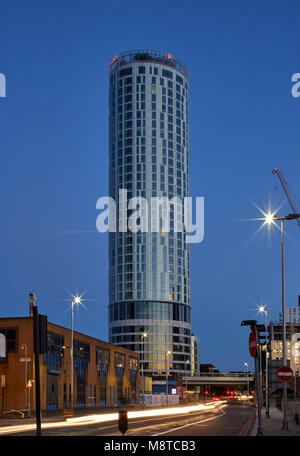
[{"left": 0, "top": 401, "right": 255, "bottom": 436}]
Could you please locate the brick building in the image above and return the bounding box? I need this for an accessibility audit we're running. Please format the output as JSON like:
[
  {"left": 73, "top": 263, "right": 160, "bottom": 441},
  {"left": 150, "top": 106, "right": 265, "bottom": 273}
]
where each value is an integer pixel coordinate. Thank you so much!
[{"left": 0, "top": 317, "right": 140, "bottom": 413}]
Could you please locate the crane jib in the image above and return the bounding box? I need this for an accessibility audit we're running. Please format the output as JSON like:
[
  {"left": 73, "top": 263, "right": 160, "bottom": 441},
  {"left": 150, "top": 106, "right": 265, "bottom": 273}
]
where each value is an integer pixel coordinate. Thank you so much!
[{"left": 272, "top": 168, "right": 300, "bottom": 228}]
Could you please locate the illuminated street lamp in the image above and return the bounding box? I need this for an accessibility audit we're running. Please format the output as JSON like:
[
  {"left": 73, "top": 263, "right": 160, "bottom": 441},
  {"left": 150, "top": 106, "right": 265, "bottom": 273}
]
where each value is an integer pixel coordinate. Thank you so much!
[{"left": 264, "top": 212, "right": 300, "bottom": 430}]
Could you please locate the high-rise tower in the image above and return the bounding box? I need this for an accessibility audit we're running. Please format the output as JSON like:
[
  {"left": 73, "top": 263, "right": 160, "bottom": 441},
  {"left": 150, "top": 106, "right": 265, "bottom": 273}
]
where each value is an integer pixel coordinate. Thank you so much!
[{"left": 108, "top": 50, "right": 191, "bottom": 392}]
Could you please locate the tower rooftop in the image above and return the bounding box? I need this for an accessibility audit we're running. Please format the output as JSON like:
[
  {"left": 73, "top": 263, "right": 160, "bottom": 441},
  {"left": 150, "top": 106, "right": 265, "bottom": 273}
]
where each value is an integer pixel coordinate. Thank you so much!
[{"left": 109, "top": 49, "right": 188, "bottom": 80}]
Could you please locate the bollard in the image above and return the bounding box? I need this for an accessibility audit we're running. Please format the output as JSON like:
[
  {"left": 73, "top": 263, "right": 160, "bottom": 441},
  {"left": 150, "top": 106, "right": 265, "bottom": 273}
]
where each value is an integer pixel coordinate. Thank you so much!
[{"left": 118, "top": 410, "right": 128, "bottom": 436}]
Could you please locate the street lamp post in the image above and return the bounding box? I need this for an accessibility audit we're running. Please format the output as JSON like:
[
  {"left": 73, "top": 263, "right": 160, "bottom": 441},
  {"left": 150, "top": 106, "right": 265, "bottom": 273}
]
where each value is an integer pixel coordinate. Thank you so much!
[
  {"left": 186, "top": 360, "right": 190, "bottom": 402},
  {"left": 71, "top": 299, "right": 74, "bottom": 410},
  {"left": 265, "top": 212, "right": 300, "bottom": 430},
  {"left": 244, "top": 362, "right": 249, "bottom": 401},
  {"left": 258, "top": 341, "right": 263, "bottom": 407},
  {"left": 259, "top": 306, "right": 269, "bottom": 417},
  {"left": 166, "top": 350, "right": 171, "bottom": 406},
  {"left": 140, "top": 332, "right": 147, "bottom": 406},
  {"left": 280, "top": 217, "right": 288, "bottom": 430},
  {"left": 21, "top": 344, "right": 28, "bottom": 411},
  {"left": 70, "top": 296, "right": 81, "bottom": 410}
]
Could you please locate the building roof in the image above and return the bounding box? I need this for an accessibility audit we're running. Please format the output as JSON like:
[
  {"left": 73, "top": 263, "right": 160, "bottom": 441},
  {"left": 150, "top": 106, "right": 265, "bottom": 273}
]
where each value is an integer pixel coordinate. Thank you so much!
[{"left": 0, "top": 316, "right": 139, "bottom": 357}]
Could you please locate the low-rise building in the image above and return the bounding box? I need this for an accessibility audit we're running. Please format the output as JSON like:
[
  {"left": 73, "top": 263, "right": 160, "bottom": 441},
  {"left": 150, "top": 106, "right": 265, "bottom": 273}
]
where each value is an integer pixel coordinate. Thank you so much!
[
  {"left": 267, "top": 321, "right": 300, "bottom": 399},
  {"left": 0, "top": 316, "right": 140, "bottom": 414},
  {"left": 280, "top": 296, "right": 300, "bottom": 324}
]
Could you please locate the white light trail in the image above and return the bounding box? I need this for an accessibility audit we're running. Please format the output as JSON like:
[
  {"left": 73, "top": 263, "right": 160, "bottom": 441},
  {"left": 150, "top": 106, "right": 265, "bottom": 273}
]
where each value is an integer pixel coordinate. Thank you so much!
[{"left": 0, "top": 401, "right": 225, "bottom": 435}]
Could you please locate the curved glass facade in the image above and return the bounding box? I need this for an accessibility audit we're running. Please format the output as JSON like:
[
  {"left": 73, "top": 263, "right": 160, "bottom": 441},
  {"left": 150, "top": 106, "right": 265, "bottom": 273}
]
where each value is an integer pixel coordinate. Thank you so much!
[{"left": 108, "top": 50, "right": 191, "bottom": 376}]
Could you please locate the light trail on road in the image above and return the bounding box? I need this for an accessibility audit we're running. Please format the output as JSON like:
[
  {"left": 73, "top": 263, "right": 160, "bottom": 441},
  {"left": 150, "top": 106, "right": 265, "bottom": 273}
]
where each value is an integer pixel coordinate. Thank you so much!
[
  {"left": 0, "top": 401, "right": 226, "bottom": 435},
  {"left": 153, "top": 404, "right": 227, "bottom": 436}
]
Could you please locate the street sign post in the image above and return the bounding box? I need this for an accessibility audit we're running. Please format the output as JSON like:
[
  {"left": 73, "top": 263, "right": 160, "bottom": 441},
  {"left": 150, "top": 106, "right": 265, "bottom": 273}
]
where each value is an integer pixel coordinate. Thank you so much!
[
  {"left": 241, "top": 320, "right": 263, "bottom": 435},
  {"left": 277, "top": 366, "right": 293, "bottom": 383},
  {"left": 249, "top": 331, "right": 257, "bottom": 357}
]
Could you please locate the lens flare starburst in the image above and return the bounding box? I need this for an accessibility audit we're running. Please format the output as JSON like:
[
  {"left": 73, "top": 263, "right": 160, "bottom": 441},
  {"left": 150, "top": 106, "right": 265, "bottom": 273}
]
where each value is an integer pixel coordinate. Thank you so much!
[
  {"left": 69, "top": 290, "right": 90, "bottom": 312},
  {"left": 245, "top": 196, "right": 283, "bottom": 238}
]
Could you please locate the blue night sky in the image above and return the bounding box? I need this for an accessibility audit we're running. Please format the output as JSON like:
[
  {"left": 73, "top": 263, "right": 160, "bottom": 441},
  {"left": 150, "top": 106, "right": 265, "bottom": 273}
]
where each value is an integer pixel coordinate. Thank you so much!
[{"left": 1, "top": 0, "right": 300, "bottom": 372}]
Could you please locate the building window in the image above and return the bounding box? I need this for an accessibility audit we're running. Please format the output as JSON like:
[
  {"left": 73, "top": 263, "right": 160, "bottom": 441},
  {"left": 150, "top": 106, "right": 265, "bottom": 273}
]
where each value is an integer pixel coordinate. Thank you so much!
[
  {"left": 115, "top": 352, "right": 125, "bottom": 405},
  {"left": 129, "top": 357, "right": 138, "bottom": 404},
  {"left": 73, "top": 340, "right": 90, "bottom": 361},
  {"left": 162, "top": 69, "right": 173, "bottom": 79},
  {"left": 0, "top": 328, "right": 17, "bottom": 352},
  {"left": 119, "top": 68, "right": 132, "bottom": 78}
]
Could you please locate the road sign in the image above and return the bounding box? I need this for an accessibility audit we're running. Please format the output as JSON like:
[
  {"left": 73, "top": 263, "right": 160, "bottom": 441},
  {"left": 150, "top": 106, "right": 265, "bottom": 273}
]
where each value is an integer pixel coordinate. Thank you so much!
[
  {"left": 27, "top": 380, "right": 32, "bottom": 389},
  {"left": 1, "top": 375, "right": 5, "bottom": 387},
  {"left": 249, "top": 331, "right": 257, "bottom": 357},
  {"left": 20, "top": 358, "right": 31, "bottom": 362},
  {"left": 277, "top": 366, "right": 293, "bottom": 382}
]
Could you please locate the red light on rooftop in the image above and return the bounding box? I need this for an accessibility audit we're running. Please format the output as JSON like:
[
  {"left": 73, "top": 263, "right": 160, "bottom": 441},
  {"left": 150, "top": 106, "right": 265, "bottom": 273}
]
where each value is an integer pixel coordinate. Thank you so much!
[
  {"left": 167, "top": 53, "right": 173, "bottom": 60},
  {"left": 110, "top": 55, "right": 119, "bottom": 66}
]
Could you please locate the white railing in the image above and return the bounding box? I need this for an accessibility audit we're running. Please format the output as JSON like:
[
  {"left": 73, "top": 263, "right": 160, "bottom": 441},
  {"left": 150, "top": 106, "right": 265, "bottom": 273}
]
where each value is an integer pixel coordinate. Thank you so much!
[{"left": 196, "top": 372, "right": 253, "bottom": 377}]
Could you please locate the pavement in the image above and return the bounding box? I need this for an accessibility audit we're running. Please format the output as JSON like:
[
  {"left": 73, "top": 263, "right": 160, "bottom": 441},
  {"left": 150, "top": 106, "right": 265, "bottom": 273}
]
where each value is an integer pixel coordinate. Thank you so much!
[{"left": 251, "top": 406, "right": 300, "bottom": 436}]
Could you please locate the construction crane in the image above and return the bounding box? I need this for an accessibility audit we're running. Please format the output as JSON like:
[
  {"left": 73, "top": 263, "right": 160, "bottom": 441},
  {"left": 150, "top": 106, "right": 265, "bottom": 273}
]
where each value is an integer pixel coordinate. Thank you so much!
[{"left": 272, "top": 168, "right": 300, "bottom": 228}]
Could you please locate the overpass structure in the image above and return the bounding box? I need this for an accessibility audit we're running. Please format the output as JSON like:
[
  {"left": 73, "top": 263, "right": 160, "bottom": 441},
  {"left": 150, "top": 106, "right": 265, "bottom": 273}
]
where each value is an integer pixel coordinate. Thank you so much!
[{"left": 183, "top": 373, "right": 254, "bottom": 387}]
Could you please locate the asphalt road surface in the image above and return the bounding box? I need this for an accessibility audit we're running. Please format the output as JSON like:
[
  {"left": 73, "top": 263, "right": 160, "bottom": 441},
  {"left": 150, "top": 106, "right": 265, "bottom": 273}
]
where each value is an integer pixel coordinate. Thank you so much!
[{"left": 0, "top": 401, "right": 255, "bottom": 437}]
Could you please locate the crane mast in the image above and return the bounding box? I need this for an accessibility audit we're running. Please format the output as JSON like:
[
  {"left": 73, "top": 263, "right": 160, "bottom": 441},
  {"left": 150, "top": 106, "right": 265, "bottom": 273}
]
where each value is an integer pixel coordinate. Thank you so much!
[{"left": 272, "top": 168, "right": 300, "bottom": 228}]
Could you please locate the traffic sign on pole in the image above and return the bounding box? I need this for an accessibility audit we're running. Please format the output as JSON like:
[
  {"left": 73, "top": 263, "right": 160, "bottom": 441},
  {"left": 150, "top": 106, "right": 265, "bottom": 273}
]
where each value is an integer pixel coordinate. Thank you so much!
[
  {"left": 27, "top": 380, "right": 32, "bottom": 390},
  {"left": 249, "top": 331, "right": 257, "bottom": 357},
  {"left": 277, "top": 366, "right": 293, "bottom": 382}
]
